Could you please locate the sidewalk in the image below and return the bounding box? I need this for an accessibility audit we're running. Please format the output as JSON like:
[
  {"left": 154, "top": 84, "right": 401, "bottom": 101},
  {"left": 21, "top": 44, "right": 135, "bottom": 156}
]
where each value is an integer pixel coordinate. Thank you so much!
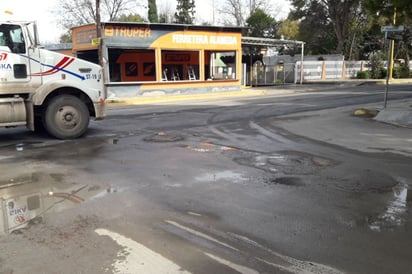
[
  {"left": 374, "top": 102, "right": 412, "bottom": 128},
  {"left": 276, "top": 98, "right": 412, "bottom": 157},
  {"left": 106, "top": 82, "right": 359, "bottom": 106}
]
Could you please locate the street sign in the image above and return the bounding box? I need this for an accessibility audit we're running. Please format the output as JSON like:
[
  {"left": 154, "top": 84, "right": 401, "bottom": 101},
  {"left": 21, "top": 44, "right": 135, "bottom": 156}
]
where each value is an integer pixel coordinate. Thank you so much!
[
  {"left": 386, "top": 33, "right": 403, "bottom": 41},
  {"left": 381, "top": 25, "right": 404, "bottom": 33}
]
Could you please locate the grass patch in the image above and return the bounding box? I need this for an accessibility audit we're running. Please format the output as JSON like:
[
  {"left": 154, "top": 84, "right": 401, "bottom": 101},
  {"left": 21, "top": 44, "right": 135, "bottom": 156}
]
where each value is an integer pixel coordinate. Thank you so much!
[{"left": 353, "top": 108, "right": 380, "bottom": 118}]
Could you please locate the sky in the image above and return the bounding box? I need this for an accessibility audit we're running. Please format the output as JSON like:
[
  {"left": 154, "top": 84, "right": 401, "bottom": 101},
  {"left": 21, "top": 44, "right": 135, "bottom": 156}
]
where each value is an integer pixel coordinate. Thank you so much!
[{"left": 0, "top": 0, "right": 291, "bottom": 44}]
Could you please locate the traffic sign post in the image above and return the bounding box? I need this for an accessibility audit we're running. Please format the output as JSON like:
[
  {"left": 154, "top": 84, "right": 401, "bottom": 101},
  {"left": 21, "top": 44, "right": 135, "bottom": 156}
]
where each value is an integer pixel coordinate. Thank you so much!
[
  {"left": 386, "top": 33, "right": 403, "bottom": 41},
  {"left": 384, "top": 32, "right": 392, "bottom": 108},
  {"left": 380, "top": 25, "right": 404, "bottom": 108},
  {"left": 381, "top": 25, "right": 404, "bottom": 33}
]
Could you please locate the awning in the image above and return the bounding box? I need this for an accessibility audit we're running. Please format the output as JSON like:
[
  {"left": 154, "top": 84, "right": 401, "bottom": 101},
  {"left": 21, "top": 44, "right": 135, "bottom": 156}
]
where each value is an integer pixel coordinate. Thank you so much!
[
  {"left": 241, "top": 36, "right": 305, "bottom": 47},
  {"left": 241, "top": 36, "right": 305, "bottom": 85}
]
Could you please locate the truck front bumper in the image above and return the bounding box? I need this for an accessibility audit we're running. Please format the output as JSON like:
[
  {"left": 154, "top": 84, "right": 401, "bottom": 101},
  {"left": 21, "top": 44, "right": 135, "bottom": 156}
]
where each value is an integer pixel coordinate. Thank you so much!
[{"left": 93, "top": 99, "right": 106, "bottom": 120}]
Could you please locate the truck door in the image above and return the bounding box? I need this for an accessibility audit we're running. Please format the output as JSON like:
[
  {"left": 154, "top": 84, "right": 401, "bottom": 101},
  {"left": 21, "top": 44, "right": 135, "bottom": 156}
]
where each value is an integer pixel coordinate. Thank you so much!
[{"left": 0, "top": 23, "right": 42, "bottom": 91}]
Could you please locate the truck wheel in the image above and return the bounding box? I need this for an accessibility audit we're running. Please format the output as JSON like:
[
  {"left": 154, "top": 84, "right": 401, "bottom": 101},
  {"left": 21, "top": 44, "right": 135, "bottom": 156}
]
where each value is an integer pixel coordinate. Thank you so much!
[{"left": 44, "top": 95, "right": 90, "bottom": 139}]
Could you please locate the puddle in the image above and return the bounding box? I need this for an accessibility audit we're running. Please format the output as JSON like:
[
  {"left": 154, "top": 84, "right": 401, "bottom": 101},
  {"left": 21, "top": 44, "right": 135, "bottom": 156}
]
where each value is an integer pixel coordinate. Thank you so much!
[
  {"left": 195, "top": 170, "right": 248, "bottom": 183},
  {"left": 0, "top": 173, "right": 111, "bottom": 234},
  {"left": 369, "top": 182, "right": 411, "bottom": 232},
  {"left": 235, "top": 151, "right": 334, "bottom": 176},
  {"left": 15, "top": 144, "right": 24, "bottom": 151}
]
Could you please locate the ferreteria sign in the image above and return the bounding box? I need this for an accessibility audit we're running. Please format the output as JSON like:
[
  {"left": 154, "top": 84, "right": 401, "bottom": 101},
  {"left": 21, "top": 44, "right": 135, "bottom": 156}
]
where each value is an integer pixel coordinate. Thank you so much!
[
  {"left": 102, "top": 24, "right": 241, "bottom": 50},
  {"left": 151, "top": 31, "right": 241, "bottom": 51},
  {"left": 172, "top": 34, "right": 238, "bottom": 46},
  {"left": 72, "top": 23, "right": 242, "bottom": 51}
]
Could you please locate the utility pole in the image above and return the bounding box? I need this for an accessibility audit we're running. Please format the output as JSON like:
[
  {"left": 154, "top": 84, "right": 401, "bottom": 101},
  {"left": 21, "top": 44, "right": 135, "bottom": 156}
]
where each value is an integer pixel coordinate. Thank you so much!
[{"left": 96, "top": 0, "right": 103, "bottom": 67}]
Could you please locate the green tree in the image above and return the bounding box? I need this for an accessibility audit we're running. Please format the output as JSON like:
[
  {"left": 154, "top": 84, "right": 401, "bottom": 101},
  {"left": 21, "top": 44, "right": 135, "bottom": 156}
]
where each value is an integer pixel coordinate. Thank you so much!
[
  {"left": 148, "top": 0, "right": 159, "bottom": 23},
  {"left": 115, "top": 13, "right": 145, "bottom": 22},
  {"left": 246, "top": 8, "right": 276, "bottom": 38},
  {"left": 290, "top": 0, "right": 360, "bottom": 56},
  {"left": 289, "top": 1, "right": 337, "bottom": 55},
  {"left": 363, "top": 0, "right": 412, "bottom": 72},
  {"left": 59, "top": 33, "right": 72, "bottom": 43},
  {"left": 363, "top": 0, "right": 412, "bottom": 24},
  {"left": 174, "top": 0, "right": 196, "bottom": 24},
  {"left": 278, "top": 19, "right": 300, "bottom": 40}
]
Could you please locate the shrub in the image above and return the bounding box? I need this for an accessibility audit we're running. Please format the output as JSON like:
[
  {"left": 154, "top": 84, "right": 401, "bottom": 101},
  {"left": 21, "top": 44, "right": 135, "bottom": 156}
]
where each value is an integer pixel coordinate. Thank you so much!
[
  {"left": 392, "top": 65, "right": 410, "bottom": 78},
  {"left": 399, "top": 65, "right": 410, "bottom": 78},
  {"left": 357, "top": 71, "right": 370, "bottom": 79},
  {"left": 274, "top": 79, "right": 283, "bottom": 85},
  {"left": 368, "top": 53, "right": 386, "bottom": 79}
]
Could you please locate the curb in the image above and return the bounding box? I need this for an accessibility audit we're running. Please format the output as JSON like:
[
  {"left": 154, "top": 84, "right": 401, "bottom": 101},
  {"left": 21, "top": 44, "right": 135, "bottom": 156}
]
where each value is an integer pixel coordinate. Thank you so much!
[
  {"left": 107, "top": 89, "right": 268, "bottom": 105},
  {"left": 375, "top": 108, "right": 412, "bottom": 128},
  {"left": 376, "top": 79, "right": 412, "bottom": 85}
]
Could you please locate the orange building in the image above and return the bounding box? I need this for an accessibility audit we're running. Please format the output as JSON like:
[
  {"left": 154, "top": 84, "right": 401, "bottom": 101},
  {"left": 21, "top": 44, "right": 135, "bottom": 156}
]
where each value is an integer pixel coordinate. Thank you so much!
[{"left": 72, "top": 22, "right": 243, "bottom": 98}]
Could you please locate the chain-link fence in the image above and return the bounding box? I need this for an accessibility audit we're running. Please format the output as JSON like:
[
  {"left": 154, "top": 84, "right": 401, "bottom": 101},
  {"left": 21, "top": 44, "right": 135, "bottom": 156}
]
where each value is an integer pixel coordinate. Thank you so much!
[{"left": 245, "top": 60, "right": 412, "bottom": 86}]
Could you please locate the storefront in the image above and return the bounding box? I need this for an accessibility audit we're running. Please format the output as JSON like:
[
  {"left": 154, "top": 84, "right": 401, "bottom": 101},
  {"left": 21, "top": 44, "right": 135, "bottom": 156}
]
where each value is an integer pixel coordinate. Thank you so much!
[{"left": 72, "top": 23, "right": 243, "bottom": 98}]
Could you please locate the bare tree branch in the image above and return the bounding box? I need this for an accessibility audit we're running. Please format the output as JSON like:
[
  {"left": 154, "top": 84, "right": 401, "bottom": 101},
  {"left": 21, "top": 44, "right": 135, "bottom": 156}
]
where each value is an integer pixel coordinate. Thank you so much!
[
  {"left": 56, "top": 0, "right": 138, "bottom": 29},
  {"left": 219, "top": 0, "right": 273, "bottom": 26}
]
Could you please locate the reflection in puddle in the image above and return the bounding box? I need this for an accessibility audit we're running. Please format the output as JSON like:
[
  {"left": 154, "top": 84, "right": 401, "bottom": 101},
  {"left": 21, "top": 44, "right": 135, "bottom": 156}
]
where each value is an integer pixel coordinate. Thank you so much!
[
  {"left": 195, "top": 170, "right": 248, "bottom": 183},
  {"left": 369, "top": 183, "right": 411, "bottom": 232},
  {"left": 0, "top": 173, "right": 110, "bottom": 234}
]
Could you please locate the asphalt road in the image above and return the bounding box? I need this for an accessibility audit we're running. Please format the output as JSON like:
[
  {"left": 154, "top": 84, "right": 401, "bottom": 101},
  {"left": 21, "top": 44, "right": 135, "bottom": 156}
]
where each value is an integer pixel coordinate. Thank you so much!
[{"left": 0, "top": 84, "right": 411, "bottom": 274}]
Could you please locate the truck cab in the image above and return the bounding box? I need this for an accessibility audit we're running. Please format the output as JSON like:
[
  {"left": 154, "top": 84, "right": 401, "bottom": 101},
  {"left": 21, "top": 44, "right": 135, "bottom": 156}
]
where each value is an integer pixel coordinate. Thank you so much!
[{"left": 0, "top": 21, "right": 106, "bottom": 139}]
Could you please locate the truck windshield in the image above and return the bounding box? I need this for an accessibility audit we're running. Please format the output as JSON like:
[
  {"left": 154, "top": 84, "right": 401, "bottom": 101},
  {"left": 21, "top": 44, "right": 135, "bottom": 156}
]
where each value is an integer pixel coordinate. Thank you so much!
[{"left": 0, "top": 24, "right": 26, "bottom": 54}]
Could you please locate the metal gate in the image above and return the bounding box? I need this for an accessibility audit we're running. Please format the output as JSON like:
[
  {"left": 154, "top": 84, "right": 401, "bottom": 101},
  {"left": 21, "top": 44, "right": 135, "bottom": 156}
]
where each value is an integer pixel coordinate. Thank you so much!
[{"left": 251, "top": 62, "right": 296, "bottom": 86}]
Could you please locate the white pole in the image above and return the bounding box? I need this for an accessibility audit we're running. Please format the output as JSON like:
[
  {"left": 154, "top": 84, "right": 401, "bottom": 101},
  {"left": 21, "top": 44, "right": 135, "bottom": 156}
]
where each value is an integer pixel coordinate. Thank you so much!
[
  {"left": 300, "top": 43, "right": 304, "bottom": 85},
  {"left": 212, "top": 0, "right": 216, "bottom": 25}
]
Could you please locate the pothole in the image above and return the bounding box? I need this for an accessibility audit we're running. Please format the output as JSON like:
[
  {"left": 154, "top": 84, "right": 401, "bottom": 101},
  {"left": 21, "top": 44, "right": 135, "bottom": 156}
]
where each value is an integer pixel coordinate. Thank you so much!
[
  {"left": 143, "top": 131, "right": 185, "bottom": 142},
  {"left": 264, "top": 177, "right": 305, "bottom": 187}
]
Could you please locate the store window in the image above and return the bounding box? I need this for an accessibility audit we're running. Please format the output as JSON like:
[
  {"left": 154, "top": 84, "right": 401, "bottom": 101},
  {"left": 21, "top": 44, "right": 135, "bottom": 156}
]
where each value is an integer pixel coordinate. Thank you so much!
[
  {"left": 161, "top": 50, "right": 199, "bottom": 81},
  {"left": 205, "top": 51, "right": 237, "bottom": 80},
  {"left": 110, "top": 48, "right": 156, "bottom": 82}
]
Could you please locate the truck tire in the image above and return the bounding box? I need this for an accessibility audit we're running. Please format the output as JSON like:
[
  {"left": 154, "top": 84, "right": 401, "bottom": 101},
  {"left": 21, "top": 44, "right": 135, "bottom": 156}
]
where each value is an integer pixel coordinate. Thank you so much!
[{"left": 43, "top": 95, "right": 90, "bottom": 139}]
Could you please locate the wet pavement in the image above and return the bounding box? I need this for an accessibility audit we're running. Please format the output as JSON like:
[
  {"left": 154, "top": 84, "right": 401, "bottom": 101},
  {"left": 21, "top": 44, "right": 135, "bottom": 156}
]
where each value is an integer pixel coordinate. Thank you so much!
[{"left": 0, "top": 84, "right": 412, "bottom": 274}]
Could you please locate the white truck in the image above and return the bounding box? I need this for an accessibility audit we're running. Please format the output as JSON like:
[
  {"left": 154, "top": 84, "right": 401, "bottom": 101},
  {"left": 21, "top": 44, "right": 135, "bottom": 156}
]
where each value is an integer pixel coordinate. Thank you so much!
[{"left": 0, "top": 21, "right": 106, "bottom": 139}]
